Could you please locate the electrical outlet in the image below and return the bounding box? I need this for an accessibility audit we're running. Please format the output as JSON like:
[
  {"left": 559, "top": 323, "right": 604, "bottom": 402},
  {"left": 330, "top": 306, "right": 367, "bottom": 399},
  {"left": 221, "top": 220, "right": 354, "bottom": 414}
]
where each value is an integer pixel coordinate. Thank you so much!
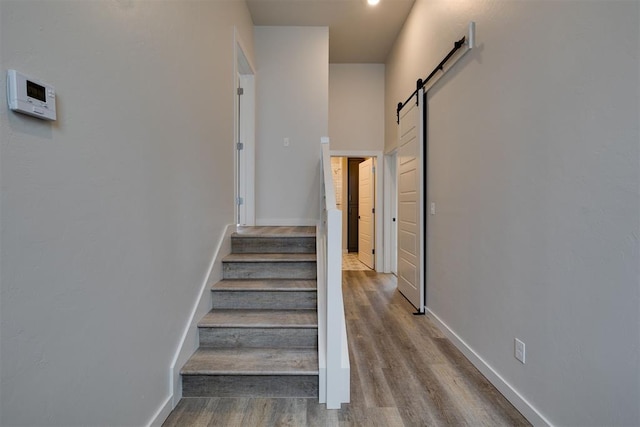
[
  {"left": 515, "top": 338, "right": 526, "bottom": 364},
  {"left": 283, "top": 137, "right": 290, "bottom": 147},
  {"left": 430, "top": 202, "right": 436, "bottom": 215}
]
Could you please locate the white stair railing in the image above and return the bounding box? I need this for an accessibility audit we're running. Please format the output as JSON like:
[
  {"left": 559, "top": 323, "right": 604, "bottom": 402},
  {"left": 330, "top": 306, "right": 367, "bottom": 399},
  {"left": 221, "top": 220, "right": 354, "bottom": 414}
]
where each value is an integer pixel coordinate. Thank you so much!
[{"left": 317, "top": 137, "right": 350, "bottom": 409}]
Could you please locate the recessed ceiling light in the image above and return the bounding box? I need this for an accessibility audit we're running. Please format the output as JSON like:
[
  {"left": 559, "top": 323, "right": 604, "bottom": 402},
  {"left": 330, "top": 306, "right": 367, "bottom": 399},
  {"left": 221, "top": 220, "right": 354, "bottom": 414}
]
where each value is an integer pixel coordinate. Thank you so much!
[{"left": 367, "top": 0, "right": 380, "bottom": 5}]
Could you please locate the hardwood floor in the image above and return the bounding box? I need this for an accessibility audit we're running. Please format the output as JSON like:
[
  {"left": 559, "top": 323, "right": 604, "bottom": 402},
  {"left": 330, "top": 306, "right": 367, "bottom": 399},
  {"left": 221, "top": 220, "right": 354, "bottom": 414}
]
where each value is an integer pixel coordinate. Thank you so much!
[{"left": 163, "top": 270, "right": 530, "bottom": 426}]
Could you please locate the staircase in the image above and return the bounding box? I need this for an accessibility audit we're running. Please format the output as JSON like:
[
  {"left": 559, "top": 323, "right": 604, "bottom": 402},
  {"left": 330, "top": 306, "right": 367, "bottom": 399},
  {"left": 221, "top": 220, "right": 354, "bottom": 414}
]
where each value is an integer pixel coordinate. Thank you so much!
[{"left": 180, "top": 226, "right": 319, "bottom": 398}]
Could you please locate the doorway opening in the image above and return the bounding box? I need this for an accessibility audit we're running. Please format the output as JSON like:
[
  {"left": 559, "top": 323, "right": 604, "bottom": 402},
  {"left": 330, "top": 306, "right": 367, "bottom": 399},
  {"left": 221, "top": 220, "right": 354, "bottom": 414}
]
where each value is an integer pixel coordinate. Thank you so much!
[
  {"left": 234, "top": 29, "right": 255, "bottom": 226},
  {"left": 347, "top": 158, "right": 364, "bottom": 254},
  {"left": 330, "top": 152, "right": 383, "bottom": 272}
]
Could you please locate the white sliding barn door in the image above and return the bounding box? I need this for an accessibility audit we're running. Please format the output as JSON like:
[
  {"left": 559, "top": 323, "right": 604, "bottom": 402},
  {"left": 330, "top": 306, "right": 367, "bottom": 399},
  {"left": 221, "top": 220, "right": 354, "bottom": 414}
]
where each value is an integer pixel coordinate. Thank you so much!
[
  {"left": 358, "top": 158, "right": 375, "bottom": 269},
  {"left": 397, "top": 94, "right": 424, "bottom": 312}
]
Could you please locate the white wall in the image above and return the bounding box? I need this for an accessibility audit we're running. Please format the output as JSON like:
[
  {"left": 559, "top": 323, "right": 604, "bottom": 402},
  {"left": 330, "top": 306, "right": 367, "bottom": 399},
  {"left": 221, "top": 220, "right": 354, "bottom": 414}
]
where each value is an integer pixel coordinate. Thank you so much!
[
  {"left": 0, "top": 2, "right": 254, "bottom": 426},
  {"left": 329, "top": 64, "right": 385, "bottom": 252},
  {"left": 254, "top": 26, "right": 328, "bottom": 225},
  {"left": 386, "top": 1, "right": 639, "bottom": 425},
  {"left": 329, "top": 64, "right": 385, "bottom": 152}
]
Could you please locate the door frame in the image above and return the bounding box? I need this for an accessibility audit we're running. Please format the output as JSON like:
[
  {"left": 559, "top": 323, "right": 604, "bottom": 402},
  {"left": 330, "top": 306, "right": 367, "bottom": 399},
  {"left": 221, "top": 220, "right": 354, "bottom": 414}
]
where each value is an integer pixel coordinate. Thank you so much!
[
  {"left": 331, "top": 150, "right": 383, "bottom": 272},
  {"left": 234, "top": 28, "right": 255, "bottom": 226},
  {"left": 383, "top": 149, "right": 398, "bottom": 274}
]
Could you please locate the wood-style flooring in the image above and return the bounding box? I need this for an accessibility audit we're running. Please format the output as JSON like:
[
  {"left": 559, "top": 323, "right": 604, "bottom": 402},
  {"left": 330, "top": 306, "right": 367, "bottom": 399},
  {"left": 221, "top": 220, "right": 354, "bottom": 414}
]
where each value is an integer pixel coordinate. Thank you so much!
[{"left": 163, "top": 270, "right": 530, "bottom": 426}]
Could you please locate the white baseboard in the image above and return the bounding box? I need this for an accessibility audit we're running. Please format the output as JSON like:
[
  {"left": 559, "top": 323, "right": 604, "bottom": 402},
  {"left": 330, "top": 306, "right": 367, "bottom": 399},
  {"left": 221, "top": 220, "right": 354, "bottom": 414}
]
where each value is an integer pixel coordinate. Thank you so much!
[
  {"left": 427, "top": 309, "right": 553, "bottom": 427},
  {"left": 147, "top": 395, "right": 173, "bottom": 427},
  {"left": 149, "top": 224, "right": 234, "bottom": 427}
]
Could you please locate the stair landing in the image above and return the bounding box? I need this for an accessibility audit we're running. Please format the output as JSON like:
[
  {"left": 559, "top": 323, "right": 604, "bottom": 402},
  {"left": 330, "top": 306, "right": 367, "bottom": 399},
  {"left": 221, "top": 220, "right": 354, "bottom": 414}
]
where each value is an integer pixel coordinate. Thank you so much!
[{"left": 233, "top": 226, "right": 315, "bottom": 238}]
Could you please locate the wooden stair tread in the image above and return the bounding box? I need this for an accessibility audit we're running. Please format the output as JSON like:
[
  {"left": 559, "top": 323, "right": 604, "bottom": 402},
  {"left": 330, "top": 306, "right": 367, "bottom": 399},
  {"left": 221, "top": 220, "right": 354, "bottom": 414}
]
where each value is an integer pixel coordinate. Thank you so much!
[
  {"left": 212, "top": 279, "right": 317, "bottom": 292},
  {"left": 181, "top": 348, "right": 319, "bottom": 375},
  {"left": 181, "top": 224, "right": 320, "bottom": 399},
  {"left": 199, "top": 309, "right": 317, "bottom": 328},
  {"left": 223, "top": 253, "right": 316, "bottom": 262},
  {"left": 233, "top": 226, "right": 315, "bottom": 238}
]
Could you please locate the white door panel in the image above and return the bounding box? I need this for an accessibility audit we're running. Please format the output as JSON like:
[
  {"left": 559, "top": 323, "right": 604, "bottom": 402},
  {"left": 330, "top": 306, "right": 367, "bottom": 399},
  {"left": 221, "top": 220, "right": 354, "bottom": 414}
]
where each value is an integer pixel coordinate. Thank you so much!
[
  {"left": 358, "top": 158, "right": 374, "bottom": 269},
  {"left": 396, "top": 94, "right": 424, "bottom": 312}
]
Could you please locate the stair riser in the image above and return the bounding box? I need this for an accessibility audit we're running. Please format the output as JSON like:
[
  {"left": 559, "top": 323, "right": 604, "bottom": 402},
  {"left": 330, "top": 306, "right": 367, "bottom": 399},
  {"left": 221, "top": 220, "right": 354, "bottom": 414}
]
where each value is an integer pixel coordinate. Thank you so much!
[
  {"left": 199, "top": 328, "right": 318, "bottom": 348},
  {"left": 211, "top": 291, "right": 317, "bottom": 310},
  {"left": 182, "top": 375, "right": 318, "bottom": 398},
  {"left": 232, "top": 237, "right": 316, "bottom": 254},
  {"left": 223, "top": 262, "right": 317, "bottom": 280}
]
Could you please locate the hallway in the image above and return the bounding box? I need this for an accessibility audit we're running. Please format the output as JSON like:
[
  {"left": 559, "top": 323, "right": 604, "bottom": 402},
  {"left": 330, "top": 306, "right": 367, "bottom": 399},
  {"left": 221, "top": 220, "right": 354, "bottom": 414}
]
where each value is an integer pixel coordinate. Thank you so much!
[{"left": 163, "top": 270, "right": 529, "bottom": 426}]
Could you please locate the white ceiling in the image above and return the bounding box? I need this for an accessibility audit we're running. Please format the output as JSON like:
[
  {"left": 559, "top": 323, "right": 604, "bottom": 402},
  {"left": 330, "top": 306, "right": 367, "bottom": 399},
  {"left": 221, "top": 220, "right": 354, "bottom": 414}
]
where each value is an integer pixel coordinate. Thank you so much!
[{"left": 246, "top": 0, "right": 416, "bottom": 63}]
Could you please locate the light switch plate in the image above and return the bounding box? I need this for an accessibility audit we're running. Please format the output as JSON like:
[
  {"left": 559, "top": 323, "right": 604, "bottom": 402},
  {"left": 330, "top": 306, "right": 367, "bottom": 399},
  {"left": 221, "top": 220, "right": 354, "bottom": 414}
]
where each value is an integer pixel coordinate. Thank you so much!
[{"left": 515, "top": 338, "right": 526, "bottom": 364}]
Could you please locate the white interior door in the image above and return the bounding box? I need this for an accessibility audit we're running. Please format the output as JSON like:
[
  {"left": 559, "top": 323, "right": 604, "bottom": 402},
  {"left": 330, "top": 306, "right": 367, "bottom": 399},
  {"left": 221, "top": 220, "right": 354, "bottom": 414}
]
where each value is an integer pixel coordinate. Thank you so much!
[
  {"left": 397, "top": 93, "right": 424, "bottom": 312},
  {"left": 358, "top": 158, "right": 374, "bottom": 269}
]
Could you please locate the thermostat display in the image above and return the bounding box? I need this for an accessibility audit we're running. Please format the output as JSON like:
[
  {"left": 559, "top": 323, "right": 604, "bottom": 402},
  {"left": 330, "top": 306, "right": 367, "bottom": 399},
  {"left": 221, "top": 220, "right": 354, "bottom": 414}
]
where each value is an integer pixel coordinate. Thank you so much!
[
  {"left": 26, "top": 80, "right": 47, "bottom": 102},
  {"left": 7, "top": 69, "right": 57, "bottom": 121}
]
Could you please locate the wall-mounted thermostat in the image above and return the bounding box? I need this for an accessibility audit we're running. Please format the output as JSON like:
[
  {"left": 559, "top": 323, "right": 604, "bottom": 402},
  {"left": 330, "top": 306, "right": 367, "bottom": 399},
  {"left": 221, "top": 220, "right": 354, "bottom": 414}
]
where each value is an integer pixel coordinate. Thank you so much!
[{"left": 7, "top": 69, "right": 57, "bottom": 121}]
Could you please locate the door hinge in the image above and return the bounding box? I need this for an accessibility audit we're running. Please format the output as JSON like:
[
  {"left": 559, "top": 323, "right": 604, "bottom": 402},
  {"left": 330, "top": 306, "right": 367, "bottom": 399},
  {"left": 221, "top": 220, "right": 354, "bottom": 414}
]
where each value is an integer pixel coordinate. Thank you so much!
[
  {"left": 372, "top": 208, "right": 375, "bottom": 214},
  {"left": 236, "top": 142, "right": 244, "bottom": 150},
  {"left": 372, "top": 249, "right": 375, "bottom": 255},
  {"left": 236, "top": 197, "right": 244, "bottom": 205},
  {"left": 237, "top": 87, "right": 244, "bottom": 95},
  {"left": 372, "top": 166, "right": 376, "bottom": 174}
]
